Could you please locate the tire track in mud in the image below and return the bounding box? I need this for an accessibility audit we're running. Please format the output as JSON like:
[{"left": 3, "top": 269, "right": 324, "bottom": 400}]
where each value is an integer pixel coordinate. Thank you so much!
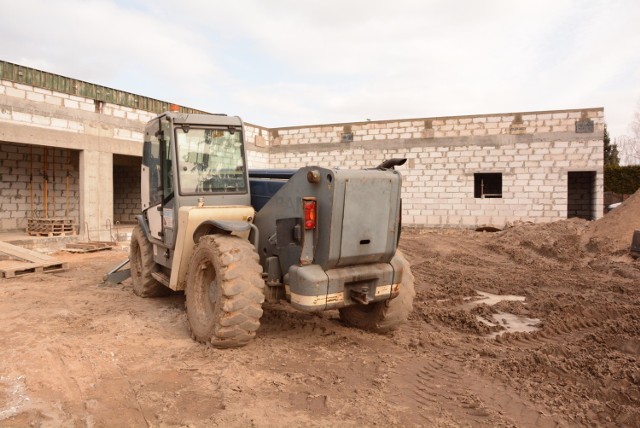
[
  {"left": 492, "top": 306, "right": 630, "bottom": 350},
  {"left": 387, "top": 353, "right": 566, "bottom": 427},
  {"left": 484, "top": 305, "right": 640, "bottom": 422}
]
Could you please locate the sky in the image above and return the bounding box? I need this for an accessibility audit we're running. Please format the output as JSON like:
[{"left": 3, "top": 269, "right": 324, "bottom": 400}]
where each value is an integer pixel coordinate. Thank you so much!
[{"left": 1, "top": 0, "right": 639, "bottom": 146}]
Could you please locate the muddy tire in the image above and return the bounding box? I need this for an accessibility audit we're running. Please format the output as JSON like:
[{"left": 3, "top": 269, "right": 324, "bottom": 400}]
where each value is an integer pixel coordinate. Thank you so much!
[
  {"left": 185, "top": 234, "right": 265, "bottom": 348},
  {"left": 339, "top": 250, "right": 415, "bottom": 333},
  {"left": 130, "top": 225, "right": 169, "bottom": 297}
]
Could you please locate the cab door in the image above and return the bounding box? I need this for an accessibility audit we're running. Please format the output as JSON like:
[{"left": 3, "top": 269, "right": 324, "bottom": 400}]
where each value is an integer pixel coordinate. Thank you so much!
[{"left": 142, "top": 118, "right": 174, "bottom": 243}]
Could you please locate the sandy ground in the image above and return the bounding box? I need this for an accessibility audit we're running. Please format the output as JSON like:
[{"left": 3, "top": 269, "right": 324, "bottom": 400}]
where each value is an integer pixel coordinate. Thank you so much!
[{"left": 1, "top": 197, "right": 640, "bottom": 427}]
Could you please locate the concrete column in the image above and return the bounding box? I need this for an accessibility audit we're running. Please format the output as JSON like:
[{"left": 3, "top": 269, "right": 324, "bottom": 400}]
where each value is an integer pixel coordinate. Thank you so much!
[{"left": 79, "top": 150, "right": 113, "bottom": 241}]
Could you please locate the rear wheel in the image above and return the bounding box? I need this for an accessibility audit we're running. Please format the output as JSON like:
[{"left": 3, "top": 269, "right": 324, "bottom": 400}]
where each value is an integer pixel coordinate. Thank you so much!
[
  {"left": 130, "top": 225, "right": 169, "bottom": 297},
  {"left": 339, "top": 250, "right": 415, "bottom": 333},
  {"left": 185, "top": 234, "right": 265, "bottom": 348}
]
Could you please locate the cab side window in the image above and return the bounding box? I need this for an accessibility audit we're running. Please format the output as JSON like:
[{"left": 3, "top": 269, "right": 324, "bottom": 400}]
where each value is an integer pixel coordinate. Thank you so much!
[
  {"left": 160, "top": 118, "right": 173, "bottom": 201},
  {"left": 143, "top": 120, "right": 163, "bottom": 206}
]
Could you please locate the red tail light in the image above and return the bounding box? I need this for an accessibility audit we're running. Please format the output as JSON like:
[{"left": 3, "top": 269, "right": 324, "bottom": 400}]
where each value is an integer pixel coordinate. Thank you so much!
[{"left": 303, "top": 198, "right": 317, "bottom": 230}]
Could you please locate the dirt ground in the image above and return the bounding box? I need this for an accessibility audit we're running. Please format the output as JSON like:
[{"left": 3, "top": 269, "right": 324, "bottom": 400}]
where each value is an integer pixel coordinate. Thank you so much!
[{"left": 1, "top": 196, "right": 640, "bottom": 427}]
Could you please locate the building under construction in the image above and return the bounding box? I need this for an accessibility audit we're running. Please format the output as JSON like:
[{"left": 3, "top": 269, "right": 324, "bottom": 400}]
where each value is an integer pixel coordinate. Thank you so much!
[{"left": 0, "top": 60, "right": 605, "bottom": 243}]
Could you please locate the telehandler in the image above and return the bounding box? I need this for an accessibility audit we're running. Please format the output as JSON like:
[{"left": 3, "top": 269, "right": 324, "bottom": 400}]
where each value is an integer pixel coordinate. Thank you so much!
[{"left": 127, "top": 111, "right": 414, "bottom": 348}]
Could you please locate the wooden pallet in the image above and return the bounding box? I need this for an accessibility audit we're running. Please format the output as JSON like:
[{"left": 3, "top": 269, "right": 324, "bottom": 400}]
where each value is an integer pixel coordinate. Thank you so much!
[
  {"left": 27, "top": 217, "right": 76, "bottom": 237},
  {"left": 64, "top": 241, "right": 116, "bottom": 253},
  {"left": 0, "top": 260, "right": 66, "bottom": 278},
  {"left": 0, "top": 241, "right": 67, "bottom": 278}
]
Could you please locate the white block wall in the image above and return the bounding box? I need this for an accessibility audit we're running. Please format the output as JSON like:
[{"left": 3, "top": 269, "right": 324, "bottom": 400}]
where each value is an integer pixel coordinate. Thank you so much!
[
  {"left": 1, "top": 76, "right": 605, "bottom": 230},
  {"left": 265, "top": 110, "right": 605, "bottom": 227}
]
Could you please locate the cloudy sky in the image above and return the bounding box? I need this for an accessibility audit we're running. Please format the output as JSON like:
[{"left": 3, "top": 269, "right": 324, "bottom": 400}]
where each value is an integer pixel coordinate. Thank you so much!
[{"left": 1, "top": 0, "right": 639, "bottom": 142}]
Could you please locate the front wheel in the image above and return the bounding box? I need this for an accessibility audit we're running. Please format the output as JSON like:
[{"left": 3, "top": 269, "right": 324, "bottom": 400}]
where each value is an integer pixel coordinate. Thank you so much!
[
  {"left": 130, "top": 225, "right": 169, "bottom": 297},
  {"left": 339, "top": 250, "right": 415, "bottom": 333},
  {"left": 185, "top": 234, "right": 265, "bottom": 348}
]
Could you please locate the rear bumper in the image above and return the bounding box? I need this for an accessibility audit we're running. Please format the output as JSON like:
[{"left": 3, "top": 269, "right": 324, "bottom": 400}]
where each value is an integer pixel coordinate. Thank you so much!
[{"left": 286, "top": 254, "right": 406, "bottom": 312}]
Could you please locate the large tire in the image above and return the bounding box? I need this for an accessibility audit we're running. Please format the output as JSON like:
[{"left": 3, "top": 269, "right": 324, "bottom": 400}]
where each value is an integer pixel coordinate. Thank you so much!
[
  {"left": 130, "top": 225, "right": 169, "bottom": 297},
  {"left": 339, "top": 250, "right": 415, "bottom": 333},
  {"left": 185, "top": 234, "right": 265, "bottom": 348}
]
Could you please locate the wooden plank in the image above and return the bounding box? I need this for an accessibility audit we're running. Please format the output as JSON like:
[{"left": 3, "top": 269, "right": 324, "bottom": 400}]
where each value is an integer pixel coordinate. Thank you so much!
[{"left": 0, "top": 241, "right": 56, "bottom": 263}]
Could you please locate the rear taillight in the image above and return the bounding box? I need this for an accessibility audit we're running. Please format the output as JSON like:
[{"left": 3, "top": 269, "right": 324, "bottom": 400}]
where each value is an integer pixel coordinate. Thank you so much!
[{"left": 303, "top": 198, "right": 317, "bottom": 230}]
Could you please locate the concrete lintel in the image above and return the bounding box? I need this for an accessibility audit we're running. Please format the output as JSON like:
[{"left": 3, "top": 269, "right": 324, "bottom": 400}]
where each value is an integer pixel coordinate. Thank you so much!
[
  {"left": 0, "top": 94, "right": 147, "bottom": 130},
  {"left": 0, "top": 120, "right": 142, "bottom": 156}
]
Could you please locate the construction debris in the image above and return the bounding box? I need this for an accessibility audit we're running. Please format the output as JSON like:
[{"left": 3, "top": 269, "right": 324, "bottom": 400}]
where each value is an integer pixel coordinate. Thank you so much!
[{"left": 63, "top": 241, "right": 116, "bottom": 253}]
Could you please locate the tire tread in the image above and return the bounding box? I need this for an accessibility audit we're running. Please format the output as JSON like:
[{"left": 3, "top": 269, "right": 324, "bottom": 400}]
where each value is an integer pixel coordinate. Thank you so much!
[{"left": 186, "top": 234, "right": 265, "bottom": 348}]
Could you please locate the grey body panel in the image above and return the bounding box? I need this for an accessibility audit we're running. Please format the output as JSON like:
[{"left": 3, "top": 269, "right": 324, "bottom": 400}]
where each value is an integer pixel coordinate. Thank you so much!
[
  {"left": 253, "top": 166, "right": 402, "bottom": 272},
  {"left": 252, "top": 166, "right": 403, "bottom": 309},
  {"left": 339, "top": 177, "right": 394, "bottom": 266}
]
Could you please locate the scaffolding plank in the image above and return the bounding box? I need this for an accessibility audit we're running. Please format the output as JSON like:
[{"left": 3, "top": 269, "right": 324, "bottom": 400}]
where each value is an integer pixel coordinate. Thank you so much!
[{"left": 0, "top": 241, "right": 57, "bottom": 263}]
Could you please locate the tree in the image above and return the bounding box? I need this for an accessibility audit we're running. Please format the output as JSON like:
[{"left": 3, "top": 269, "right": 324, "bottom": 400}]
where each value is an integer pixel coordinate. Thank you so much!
[
  {"left": 616, "top": 100, "right": 640, "bottom": 165},
  {"left": 604, "top": 125, "right": 620, "bottom": 166}
]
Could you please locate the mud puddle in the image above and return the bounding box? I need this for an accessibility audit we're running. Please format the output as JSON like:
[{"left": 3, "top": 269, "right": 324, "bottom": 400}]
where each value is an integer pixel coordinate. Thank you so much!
[{"left": 468, "top": 291, "right": 541, "bottom": 338}]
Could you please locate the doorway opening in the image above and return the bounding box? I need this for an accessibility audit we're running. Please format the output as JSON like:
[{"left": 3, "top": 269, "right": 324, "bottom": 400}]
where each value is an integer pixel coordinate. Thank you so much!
[
  {"left": 113, "top": 154, "right": 141, "bottom": 225},
  {"left": 567, "top": 171, "right": 596, "bottom": 220}
]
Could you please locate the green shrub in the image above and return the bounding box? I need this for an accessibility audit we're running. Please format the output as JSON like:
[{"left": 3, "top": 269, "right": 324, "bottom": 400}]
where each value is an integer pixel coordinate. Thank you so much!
[{"left": 604, "top": 165, "right": 640, "bottom": 194}]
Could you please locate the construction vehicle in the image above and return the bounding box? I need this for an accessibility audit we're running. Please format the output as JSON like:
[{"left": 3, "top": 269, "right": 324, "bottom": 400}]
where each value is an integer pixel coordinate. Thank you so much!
[
  {"left": 127, "top": 111, "right": 414, "bottom": 348},
  {"left": 631, "top": 230, "right": 640, "bottom": 259}
]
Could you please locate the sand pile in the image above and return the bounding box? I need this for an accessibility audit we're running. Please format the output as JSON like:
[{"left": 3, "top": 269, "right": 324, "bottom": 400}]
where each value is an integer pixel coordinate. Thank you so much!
[{"left": 583, "top": 188, "right": 640, "bottom": 253}]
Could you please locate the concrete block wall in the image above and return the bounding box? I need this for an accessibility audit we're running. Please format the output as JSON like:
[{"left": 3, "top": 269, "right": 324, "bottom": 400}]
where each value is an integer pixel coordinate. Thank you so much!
[
  {"left": 0, "top": 143, "right": 79, "bottom": 231},
  {"left": 113, "top": 165, "right": 140, "bottom": 224},
  {"left": 245, "top": 123, "right": 270, "bottom": 169},
  {"left": 267, "top": 109, "right": 605, "bottom": 227},
  {"left": 270, "top": 110, "right": 603, "bottom": 146},
  {"left": 0, "top": 74, "right": 606, "bottom": 231}
]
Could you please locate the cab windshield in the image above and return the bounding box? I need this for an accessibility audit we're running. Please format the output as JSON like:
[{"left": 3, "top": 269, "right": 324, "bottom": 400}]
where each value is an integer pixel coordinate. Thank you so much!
[{"left": 175, "top": 127, "right": 246, "bottom": 194}]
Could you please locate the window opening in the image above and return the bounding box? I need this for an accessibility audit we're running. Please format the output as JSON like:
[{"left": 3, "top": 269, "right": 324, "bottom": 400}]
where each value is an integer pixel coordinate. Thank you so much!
[{"left": 474, "top": 173, "right": 502, "bottom": 198}]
